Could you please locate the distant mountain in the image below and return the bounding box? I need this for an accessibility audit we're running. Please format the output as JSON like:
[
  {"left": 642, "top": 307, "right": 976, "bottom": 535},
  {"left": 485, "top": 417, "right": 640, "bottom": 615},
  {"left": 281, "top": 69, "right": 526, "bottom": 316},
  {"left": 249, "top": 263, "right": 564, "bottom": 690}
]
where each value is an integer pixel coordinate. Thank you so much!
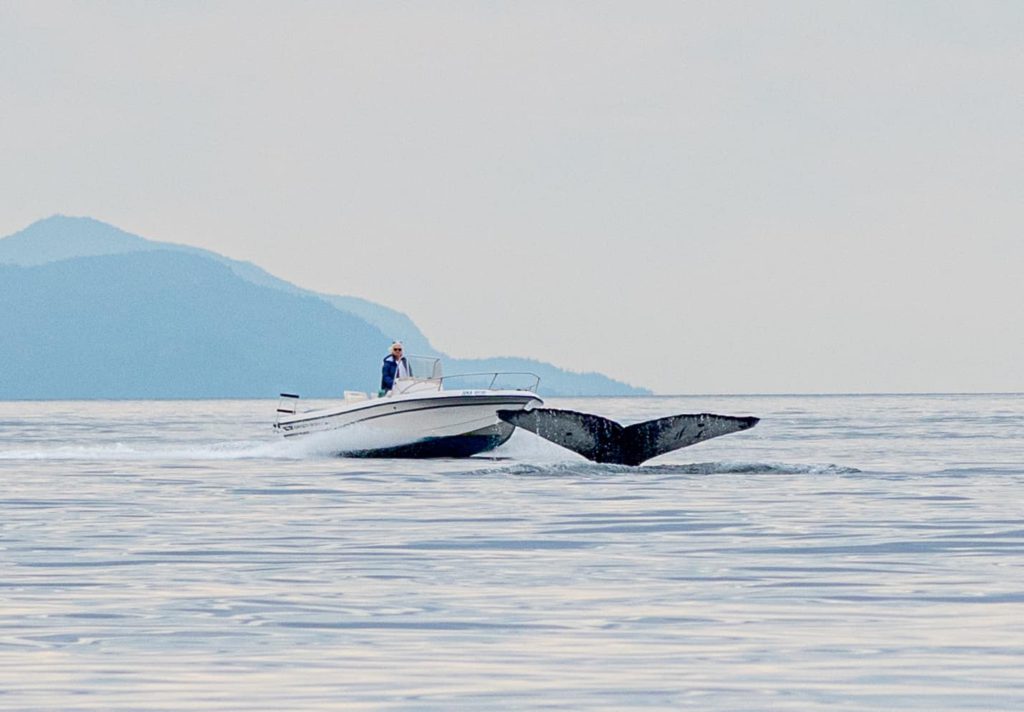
[
  {"left": 0, "top": 216, "right": 649, "bottom": 398},
  {"left": 0, "top": 216, "right": 154, "bottom": 265},
  {"left": 1, "top": 252, "right": 387, "bottom": 398}
]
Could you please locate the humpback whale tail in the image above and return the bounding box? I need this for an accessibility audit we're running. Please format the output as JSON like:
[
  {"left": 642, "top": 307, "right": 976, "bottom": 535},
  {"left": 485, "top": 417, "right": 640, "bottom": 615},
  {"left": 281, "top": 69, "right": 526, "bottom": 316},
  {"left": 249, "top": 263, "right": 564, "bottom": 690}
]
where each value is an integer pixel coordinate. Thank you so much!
[{"left": 497, "top": 408, "right": 759, "bottom": 466}]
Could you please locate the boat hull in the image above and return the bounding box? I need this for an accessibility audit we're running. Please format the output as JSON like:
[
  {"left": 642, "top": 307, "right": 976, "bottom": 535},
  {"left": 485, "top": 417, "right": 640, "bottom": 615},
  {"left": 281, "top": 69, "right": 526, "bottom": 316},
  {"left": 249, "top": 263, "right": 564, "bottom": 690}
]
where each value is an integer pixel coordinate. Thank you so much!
[
  {"left": 275, "top": 391, "right": 540, "bottom": 458},
  {"left": 343, "top": 421, "right": 515, "bottom": 458}
]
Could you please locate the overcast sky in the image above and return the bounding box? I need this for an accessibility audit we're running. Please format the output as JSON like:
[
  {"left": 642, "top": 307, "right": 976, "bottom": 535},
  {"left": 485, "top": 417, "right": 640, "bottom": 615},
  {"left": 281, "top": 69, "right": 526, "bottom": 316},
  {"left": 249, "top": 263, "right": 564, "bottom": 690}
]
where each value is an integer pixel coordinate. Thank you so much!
[{"left": 2, "top": 1, "right": 1022, "bottom": 393}]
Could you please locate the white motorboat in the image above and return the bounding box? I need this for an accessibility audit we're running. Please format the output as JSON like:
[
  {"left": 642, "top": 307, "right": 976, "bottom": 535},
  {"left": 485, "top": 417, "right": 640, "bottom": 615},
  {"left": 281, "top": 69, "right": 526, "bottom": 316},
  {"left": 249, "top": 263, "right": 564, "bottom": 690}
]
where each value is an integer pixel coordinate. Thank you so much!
[{"left": 273, "top": 356, "right": 542, "bottom": 458}]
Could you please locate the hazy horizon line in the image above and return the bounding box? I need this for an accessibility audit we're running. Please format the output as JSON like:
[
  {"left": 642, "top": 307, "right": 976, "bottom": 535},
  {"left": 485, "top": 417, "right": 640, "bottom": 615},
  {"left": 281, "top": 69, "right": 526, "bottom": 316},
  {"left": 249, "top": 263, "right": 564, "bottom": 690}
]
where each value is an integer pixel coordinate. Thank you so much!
[{"left": 3, "top": 391, "right": 1021, "bottom": 404}]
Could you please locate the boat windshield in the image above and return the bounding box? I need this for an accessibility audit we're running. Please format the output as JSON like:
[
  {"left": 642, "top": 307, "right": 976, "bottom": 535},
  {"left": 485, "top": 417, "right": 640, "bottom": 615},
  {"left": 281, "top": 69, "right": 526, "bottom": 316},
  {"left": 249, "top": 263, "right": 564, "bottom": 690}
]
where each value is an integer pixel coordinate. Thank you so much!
[{"left": 402, "top": 355, "right": 442, "bottom": 380}]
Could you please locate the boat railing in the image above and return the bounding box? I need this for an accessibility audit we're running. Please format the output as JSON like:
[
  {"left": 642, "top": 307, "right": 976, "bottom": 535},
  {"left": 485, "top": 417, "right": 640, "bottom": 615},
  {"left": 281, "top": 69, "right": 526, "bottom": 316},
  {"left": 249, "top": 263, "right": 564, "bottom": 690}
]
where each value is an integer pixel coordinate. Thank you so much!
[
  {"left": 437, "top": 372, "right": 541, "bottom": 393},
  {"left": 391, "top": 358, "right": 540, "bottom": 395},
  {"left": 275, "top": 359, "right": 538, "bottom": 423},
  {"left": 274, "top": 392, "right": 300, "bottom": 426}
]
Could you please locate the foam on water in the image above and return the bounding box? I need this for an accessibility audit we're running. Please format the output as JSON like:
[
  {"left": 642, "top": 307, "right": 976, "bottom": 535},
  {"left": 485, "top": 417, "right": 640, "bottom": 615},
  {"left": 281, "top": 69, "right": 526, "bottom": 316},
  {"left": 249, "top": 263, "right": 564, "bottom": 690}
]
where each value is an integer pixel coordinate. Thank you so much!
[
  {"left": 0, "top": 440, "right": 298, "bottom": 461},
  {"left": 0, "top": 416, "right": 470, "bottom": 461},
  {"left": 0, "top": 427, "right": 858, "bottom": 476}
]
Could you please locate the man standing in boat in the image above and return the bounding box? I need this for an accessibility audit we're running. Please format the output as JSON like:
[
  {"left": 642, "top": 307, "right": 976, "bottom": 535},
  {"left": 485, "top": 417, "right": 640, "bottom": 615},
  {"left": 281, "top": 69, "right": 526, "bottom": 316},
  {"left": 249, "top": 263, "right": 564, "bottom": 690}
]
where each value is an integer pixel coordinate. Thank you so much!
[{"left": 380, "top": 342, "right": 411, "bottom": 396}]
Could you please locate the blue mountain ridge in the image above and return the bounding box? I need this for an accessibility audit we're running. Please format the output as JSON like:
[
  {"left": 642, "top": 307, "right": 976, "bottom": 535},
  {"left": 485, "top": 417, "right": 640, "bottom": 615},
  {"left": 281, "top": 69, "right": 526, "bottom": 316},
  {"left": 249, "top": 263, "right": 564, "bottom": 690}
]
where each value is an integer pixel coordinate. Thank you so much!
[{"left": 0, "top": 216, "right": 649, "bottom": 398}]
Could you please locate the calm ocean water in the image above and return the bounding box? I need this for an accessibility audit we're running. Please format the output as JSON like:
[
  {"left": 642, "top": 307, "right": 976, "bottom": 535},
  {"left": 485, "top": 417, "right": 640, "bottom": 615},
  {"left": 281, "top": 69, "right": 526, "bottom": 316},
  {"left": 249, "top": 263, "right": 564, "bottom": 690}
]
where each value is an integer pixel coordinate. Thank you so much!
[{"left": 1, "top": 394, "right": 1022, "bottom": 710}]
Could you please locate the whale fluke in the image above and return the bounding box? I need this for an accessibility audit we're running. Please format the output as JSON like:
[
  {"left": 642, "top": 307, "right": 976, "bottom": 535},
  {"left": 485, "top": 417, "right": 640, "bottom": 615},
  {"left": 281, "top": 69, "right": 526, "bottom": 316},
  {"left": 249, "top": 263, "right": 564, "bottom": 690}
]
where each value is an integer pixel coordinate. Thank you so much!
[{"left": 497, "top": 408, "right": 759, "bottom": 466}]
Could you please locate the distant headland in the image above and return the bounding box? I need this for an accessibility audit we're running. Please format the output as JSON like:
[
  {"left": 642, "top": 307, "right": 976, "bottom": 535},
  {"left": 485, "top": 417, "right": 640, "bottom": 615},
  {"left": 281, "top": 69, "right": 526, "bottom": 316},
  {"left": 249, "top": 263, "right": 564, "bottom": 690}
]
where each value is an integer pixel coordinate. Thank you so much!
[{"left": 0, "top": 216, "right": 650, "bottom": 399}]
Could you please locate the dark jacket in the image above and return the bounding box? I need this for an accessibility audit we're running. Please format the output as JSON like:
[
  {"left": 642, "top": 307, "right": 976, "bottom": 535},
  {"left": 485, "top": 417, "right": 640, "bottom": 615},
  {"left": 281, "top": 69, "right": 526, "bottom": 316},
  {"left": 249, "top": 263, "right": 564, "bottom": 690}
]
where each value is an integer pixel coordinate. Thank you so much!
[{"left": 381, "top": 354, "right": 411, "bottom": 391}]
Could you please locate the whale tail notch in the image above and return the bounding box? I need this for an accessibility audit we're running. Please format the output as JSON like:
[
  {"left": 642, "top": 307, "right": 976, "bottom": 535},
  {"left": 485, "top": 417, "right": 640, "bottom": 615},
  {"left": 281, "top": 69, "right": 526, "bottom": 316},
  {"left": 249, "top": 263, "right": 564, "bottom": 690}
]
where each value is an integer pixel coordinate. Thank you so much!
[{"left": 497, "top": 408, "right": 759, "bottom": 466}]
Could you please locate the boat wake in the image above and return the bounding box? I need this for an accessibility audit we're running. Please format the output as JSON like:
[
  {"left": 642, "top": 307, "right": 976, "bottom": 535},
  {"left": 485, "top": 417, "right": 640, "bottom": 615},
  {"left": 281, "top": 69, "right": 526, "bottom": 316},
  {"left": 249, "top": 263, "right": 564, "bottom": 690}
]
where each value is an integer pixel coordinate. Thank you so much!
[
  {"left": 0, "top": 440, "right": 304, "bottom": 461},
  {"left": 0, "top": 438, "right": 859, "bottom": 475},
  {"left": 0, "top": 421, "right": 472, "bottom": 461}
]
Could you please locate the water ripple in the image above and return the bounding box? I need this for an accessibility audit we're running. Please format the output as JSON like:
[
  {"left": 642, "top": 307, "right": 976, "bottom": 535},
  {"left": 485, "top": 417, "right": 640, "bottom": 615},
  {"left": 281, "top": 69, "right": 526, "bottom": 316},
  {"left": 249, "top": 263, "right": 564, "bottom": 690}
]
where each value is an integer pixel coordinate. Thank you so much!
[{"left": 0, "top": 395, "right": 1022, "bottom": 710}]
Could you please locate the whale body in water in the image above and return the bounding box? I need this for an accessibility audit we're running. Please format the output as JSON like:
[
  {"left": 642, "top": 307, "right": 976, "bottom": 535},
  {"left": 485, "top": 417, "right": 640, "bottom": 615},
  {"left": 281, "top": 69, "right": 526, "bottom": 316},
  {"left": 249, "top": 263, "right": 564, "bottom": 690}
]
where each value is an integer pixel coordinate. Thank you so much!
[{"left": 498, "top": 408, "right": 759, "bottom": 466}]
